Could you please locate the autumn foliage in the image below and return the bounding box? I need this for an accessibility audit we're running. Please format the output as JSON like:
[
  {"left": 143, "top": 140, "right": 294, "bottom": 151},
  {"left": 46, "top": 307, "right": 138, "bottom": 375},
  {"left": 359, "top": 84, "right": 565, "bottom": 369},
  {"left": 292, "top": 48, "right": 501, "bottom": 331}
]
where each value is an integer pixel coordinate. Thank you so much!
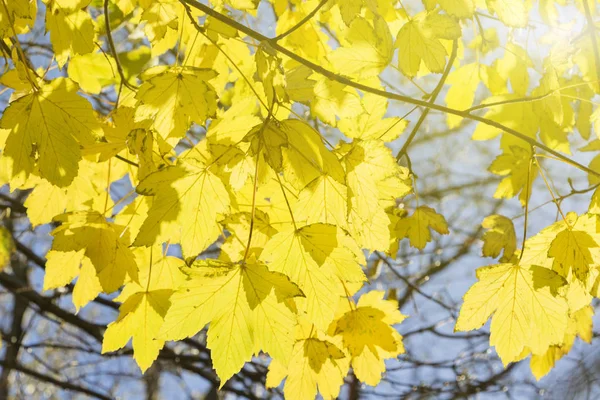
[{"left": 1, "top": 0, "right": 600, "bottom": 398}]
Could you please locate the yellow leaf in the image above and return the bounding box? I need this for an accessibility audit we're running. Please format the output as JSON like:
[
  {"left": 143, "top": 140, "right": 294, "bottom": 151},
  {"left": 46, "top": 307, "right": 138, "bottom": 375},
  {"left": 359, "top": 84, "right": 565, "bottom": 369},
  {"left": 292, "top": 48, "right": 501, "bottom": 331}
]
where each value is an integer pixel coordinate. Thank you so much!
[
  {"left": 103, "top": 246, "right": 185, "bottom": 372},
  {"left": 261, "top": 223, "right": 366, "bottom": 329},
  {"left": 103, "top": 290, "right": 171, "bottom": 372},
  {"left": 0, "top": 0, "right": 36, "bottom": 38},
  {"left": 275, "top": 320, "right": 350, "bottom": 400},
  {"left": 159, "top": 259, "right": 302, "bottom": 383},
  {"left": 285, "top": 337, "right": 349, "bottom": 400},
  {"left": 530, "top": 305, "right": 593, "bottom": 380},
  {"left": 44, "top": 249, "right": 102, "bottom": 311},
  {"left": 266, "top": 358, "right": 288, "bottom": 389},
  {"left": 274, "top": 1, "right": 331, "bottom": 61},
  {"left": 220, "top": 210, "right": 277, "bottom": 261},
  {"left": 445, "top": 63, "right": 504, "bottom": 128},
  {"left": 333, "top": 0, "right": 363, "bottom": 26},
  {"left": 43, "top": 249, "right": 85, "bottom": 291},
  {"left": 589, "top": 187, "right": 600, "bottom": 214},
  {"left": 294, "top": 174, "right": 349, "bottom": 229},
  {"left": 488, "top": 145, "right": 537, "bottom": 206},
  {"left": 472, "top": 96, "right": 538, "bottom": 141},
  {"left": 24, "top": 160, "right": 107, "bottom": 227},
  {"left": 138, "top": 0, "right": 182, "bottom": 57},
  {"left": 51, "top": 211, "right": 138, "bottom": 293},
  {"left": 456, "top": 263, "right": 568, "bottom": 365},
  {"left": 589, "top": 154, "right": 600, "bottom": 186},
  {"left": 533, "top": 66, "right": 564, "bottom": 126},
  {"left": 329, "top": 16, "right": 393, "bottom": 79},
  {"left": 469, "top": 28, "right": 499, "bottom": 53},
  {"left": 344, "top": 140, "right": 411, "bottom": 251},
  {"left": 46, "top": 2, "right": 95, "bottom": 68},
  {"left": 72, "top": 254, "right": 103, "bottom": 311},
  {"left": 246, "top": 119, "right": 345, "bottom": 190},
  {"left": 67, "top": 52, "right": 117, "bottom": 94},
  {"left": 548, "top": 212, "right": 600, "bottom": 281},
  {"left": 395, "top": 12, "right": 459, "bottom": 77},
  {"left": 133, "top": 157, "right": 230, "bottom": 256},
  {"left": 134, "top": 66, "right": 217, "bottom": 140},
  {"left": 311, "top": 77, "right": 362, "bottom": 126},
  {"left": 338, "top": 93, "right": 408, "bottom": 141},
  {"left": 436, "top": 0, "right": 475, "bottom": 19},
  {"left": 255, "top": 42, "right": 288, "bottom": 106},
  {"left": 206, "top": 97, "right": 261, "bottom": 145},
  {"left": 481, "top": 214, "right": 517, "bottom": 261},
  {"left": 1, "top": 78, "right": 101, "bottom": 186},
  {"left": 396, "top": 206, "right": 449, "bottom": 250},
  {"left": 486, "top": 0, "right": 528, "bottom": 28},
  {"left": 332, "top": 291, "right": 406, "bottom": 386}
]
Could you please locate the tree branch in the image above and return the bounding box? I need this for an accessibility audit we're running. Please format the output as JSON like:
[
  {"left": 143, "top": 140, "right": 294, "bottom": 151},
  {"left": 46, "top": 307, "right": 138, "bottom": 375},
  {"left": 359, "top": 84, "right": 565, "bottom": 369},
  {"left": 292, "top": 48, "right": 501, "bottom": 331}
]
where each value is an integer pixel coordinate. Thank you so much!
[{"left": 0, "top": 359, "right": 113, "bottom": 400}]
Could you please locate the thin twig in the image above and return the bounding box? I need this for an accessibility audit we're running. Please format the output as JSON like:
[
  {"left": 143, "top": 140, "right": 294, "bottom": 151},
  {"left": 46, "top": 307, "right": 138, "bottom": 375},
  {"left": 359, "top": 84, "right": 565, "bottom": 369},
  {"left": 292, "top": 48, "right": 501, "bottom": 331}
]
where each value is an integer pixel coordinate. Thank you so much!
[{"left": 103, "top": 0, "right": 137, "bottom": 91}]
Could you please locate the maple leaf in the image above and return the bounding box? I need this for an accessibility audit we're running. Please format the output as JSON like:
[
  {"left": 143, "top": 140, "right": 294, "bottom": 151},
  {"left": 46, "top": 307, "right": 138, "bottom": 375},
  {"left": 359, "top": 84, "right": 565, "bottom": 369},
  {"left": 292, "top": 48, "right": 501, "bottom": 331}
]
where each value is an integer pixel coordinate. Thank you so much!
[
  {"left": 50, "top": 211, "right": 138, "bottom": 296},
  {"left": 456, "top": 263, "right": 568, "bottom": 364},
  {"left": 428, "top": 0, "right": 475, "bottom": 19},
  {"left": 472, "top": 96, "right": 538, "bottom": 141},
  {"left": 329, "top": 16, "right": 393, "bottom": 79},
  {"left": 102, "top": 246, "right": 186, "bottom": 372},
  {"left": 134, "top": 66, "right": 218, "bottom": 140},
  {"left": 344, "top": 140, "right": 412, "bottom": 251},
  {"left": 481, "top": 215, "right": 517, "bottom": 261},
  {"left": 45, "top": 0, "right": 95, "bottom": 68},
  {"left": 486, "top": 0, "right": 528, "bottom": 28},
  {"left": 311, "top": 77, "right": 362, "bottom": 126},
  {"left": 246, "top": 118, "right": 345, "bottom": 190},
  {"left": 67, "top": 53, "right": 117, "bottom": 94},
  {"left": 445, "top": 62, "right": 505, "bottom": 128},
  {"left": 488, "top": 145, "right": 537, "bottom": 206},
  {"left": 23, "top": 159, "right": 109, "bottom": 227},
  {"left": 159, "top": 259, "right": 303, "bottom": 383},
  {"left": 396, "top": 11, "right": 461, "bottom": 77},
  {"left": 519, "top": 212, "right": 600, "bottom": 283},
  {"left": 530, "top": 305, "right": 593, "bottom": 380},
  {"left": 293, "top": 173, "right": 349, "bottom": 229},
  {"left": 331, "top": 291, "right": 406, "bottom": 386},
  {"left": 395, "top": 206, "right": 449, "bottom": 250},
  {"left": 44, "top": 250, "right": 102, "bottom": 311},
  {"left": 338, "top": 92, "right": 409, "bottom": 142},
  {"left": 134, "top": 156, "right": 230, "bottom": 257},
  {"left": 0, "top": 0, "right": 36, "bottom": 38},
  {"left": 1, "top": 78, "right": 101, "bottom": 186},
  {"left": 547, "top": 213, "right": 600, "bottom": 281},
  {"left": 261, "top": 223, "right": 366, "bottom": 330},
  {"left": 495, "top": 43, "right": 533, "bottom": 96},
  {"left": 266, "top": 319, "right": 350, "bottom": 400},
  {"left": 255, "top": 42, "right": 288, "bottom": 106}
]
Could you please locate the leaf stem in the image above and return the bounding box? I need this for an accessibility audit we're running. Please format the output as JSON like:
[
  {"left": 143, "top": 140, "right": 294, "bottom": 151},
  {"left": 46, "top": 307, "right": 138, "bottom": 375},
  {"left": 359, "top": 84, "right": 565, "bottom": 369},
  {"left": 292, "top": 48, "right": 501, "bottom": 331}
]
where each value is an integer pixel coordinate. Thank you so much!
[
  {"left": 518, "top": 152, "right": 534, "bottom": 263},
  {"left": 535, "top": 155, "right": 571, "bottom": 228}
]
